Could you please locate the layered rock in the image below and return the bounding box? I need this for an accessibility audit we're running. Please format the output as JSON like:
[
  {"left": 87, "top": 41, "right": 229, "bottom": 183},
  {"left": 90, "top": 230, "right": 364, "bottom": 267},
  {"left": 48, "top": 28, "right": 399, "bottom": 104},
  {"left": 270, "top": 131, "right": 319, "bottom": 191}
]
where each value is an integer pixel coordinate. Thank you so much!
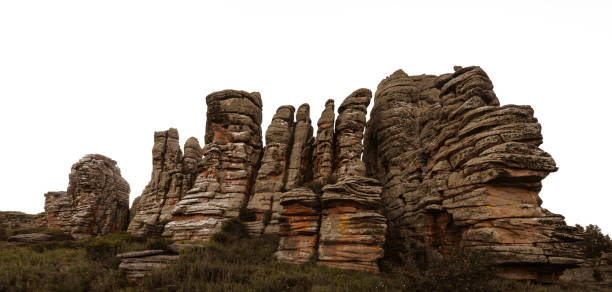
[
  {"left": 285, "top": 104, "right": 314, "bottom": 189},
  {"left": 313, "top": 99, "right": 335, "bottom": 180},
  {"left": 0, "top": 211, "right": 46, "bottom": 230},
  {"left": 364, "top": 66, "right": 582, "bottom": 281},
  {"left": 128, "top": 129, "right": 202, "bottom": 237},
  {"left": 275, "top": 187, "right": 321, "bottom": 263},
  {"left": 245, "top": 105, "right": 295, "bottom": 235},
  {"left": 595, "top": 253, "right": 612, "bottom": 288},
  {"left": 561, "top": 253, "right": 612, "bottom": 289},
  {"left": 117, "top": 250, "right": 178, "bottom": 284},
  {"left": 44, "top": 154, "right": 130, "bottom": 238},
  {"left": 163, "top": 90, "right": 263, "bottom": 241},
  {"left": 318, "top": 176, "right": 387, "bottom": 272},
  {"left": 334, "top": 89, "right": 372, "bottom": 177}
]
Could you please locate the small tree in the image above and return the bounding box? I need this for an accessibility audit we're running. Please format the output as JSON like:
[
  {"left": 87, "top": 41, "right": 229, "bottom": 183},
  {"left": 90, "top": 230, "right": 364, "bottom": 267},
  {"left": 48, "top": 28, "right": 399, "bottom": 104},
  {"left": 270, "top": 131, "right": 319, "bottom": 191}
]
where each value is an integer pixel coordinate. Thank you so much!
[{"left": 575, "top": 224, "right": 612, "bottom": 258}]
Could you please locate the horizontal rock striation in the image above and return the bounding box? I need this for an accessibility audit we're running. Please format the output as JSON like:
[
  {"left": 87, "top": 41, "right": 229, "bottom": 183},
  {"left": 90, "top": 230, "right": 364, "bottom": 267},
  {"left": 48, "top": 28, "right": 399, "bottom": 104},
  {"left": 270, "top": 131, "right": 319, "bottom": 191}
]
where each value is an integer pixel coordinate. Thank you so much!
[
  {"left": 128, "top": 129, "right": 202, "bottom": 237},
  {"left": 117, "top": 250, "right": 178, "bottom": 284},
  {"left": 275, "top": 187, "right": 321, "bottom": 263},
  {"left": 285, "top": 104, "right": 314, "bottom": 190},
  {"left": 334, "top": 89, "right": 371, "bottom": 177},
  {"left": 163, "top": 90, "right": 263, "bottom": 241},
  {"left": 245, "top": 105, "right": 295, "bottom": 235},
  {"left": 313, "top": 99, "right": 335, "bottom": 180},
  {"left": 0, "top": 211, "right": 46, "bottom": 230},
  {"left": 318, "top": 176, "right": 387, "bottom": 272},
  {"left": 44, "top": 154, "right": 130, "bottom": 238},
  {"left": 364, "top": 66, "right": 582, "bottom": 281}
]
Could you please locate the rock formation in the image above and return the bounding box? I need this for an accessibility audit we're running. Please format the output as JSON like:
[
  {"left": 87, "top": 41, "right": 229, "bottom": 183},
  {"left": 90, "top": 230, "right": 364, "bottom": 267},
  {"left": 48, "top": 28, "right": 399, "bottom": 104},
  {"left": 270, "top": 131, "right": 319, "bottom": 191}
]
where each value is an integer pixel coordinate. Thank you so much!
[
  {"left": 313, "top": 99, "right": 335, "bottom": 180},
  {"left": 0, "top": 211, "right": 45, "bottom": 230},
  {"left": 318, "top": 176, "right": 386, "bottom": 273},
  {"left": 44, "top": 154, "right": 130, "bottom": 238},
  {"left": 363, "top": 66, "right": 582, "bottom": 281},
  {"left": 128, "top": 129, "right": 202, "bottom": 237},
  {"left": 117, "top": 250, "right": 178, "bottom": 284},
  {"left": 163, "top": 90, "right": 263, "bottom": 241},
  {"left": 334, "top": 89, "right": 371, "bottom": 177},
  {"left": 244, "top": 105, "right": 295, "bottom": 235},
  {"left": 561, "top": 253, "right": 612, "bottom": 289},
  {"left": 285, "top": 104, "right": 314, "bottom": 189},
  {"left": 274, "top": 187, "right": 321, "bottom": 263}
]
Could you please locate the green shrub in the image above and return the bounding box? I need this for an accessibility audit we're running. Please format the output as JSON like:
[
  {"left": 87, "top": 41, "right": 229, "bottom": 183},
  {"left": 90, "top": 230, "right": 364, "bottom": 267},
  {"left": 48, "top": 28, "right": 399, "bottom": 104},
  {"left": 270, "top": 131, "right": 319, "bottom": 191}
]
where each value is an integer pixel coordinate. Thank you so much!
[
  {"left": 575, "top": 224, "right": 612, "bottom": 258},
  {"left": 303, "top": 175, "right": 338, "bottom": 195}
]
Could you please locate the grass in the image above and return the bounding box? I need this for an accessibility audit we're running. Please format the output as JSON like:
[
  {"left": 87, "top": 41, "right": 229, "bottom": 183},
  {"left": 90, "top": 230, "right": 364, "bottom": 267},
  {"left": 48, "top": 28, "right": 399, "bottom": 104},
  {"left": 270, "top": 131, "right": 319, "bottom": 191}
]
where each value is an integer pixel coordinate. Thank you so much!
[{"left": 0, "top": 222, "right": 602, "bottom": 291}]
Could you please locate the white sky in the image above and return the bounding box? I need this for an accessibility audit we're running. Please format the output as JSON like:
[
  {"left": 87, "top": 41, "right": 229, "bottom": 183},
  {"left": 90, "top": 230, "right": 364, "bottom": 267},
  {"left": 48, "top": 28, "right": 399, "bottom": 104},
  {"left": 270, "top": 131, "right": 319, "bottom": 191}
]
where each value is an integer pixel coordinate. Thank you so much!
[{"left": 1, "top": 1, "right": 610, "bottom": 234}]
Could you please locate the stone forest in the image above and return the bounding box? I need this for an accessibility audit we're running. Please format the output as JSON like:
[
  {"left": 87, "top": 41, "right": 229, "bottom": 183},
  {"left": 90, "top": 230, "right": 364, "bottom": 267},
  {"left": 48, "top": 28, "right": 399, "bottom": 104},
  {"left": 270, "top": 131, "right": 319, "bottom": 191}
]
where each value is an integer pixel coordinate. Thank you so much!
[{"left": 1, "top": 66, "right": 611, "bottom": 291}]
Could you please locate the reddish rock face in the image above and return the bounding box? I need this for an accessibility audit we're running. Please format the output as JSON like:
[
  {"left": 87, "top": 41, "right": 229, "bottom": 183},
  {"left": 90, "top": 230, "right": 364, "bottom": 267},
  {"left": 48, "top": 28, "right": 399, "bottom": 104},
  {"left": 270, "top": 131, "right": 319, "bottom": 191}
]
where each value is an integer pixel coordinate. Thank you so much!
[
  {"left": 128, "top": 129, "right": 202, "bottom": 237},
  {"left": 44, "top": 154, "right": 130, "bottom": 238},
  {"left": 318, "top": 176, "right": 387, "bottom": 273},
  {"left": 364, "top": 66, "right": 582, "bottom": 280},
  {"left": 275, "top": 187, "right": 321, "bottom": 263},
  {"left": 163, "top": 90, "right": 263, "bottom": 241}
]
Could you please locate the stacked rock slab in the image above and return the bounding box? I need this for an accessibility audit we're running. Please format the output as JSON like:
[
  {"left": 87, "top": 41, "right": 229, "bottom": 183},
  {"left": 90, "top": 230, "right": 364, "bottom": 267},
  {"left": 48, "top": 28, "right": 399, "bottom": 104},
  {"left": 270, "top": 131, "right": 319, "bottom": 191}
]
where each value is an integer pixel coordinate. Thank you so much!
[
  {"left": 312, "top": 99, "right": 335, "bottom": 180},
  {"left": 333, "top": 89, "right": 372, "bottom": 177},
  {"left": 163, "top": 90, "right": 263, "bottom": 241},
  {"left": 363, "top": 67, "right": 582, "bottom": 281},
  {"left": 274, "top": 187, "right": 321, "bottom": 263},
  {"left": 245, "top": 105, "right": 295, "bottom": 235},
  {"left": 318, "top": 176, "right": 387, "bottom": 273},
  {"left": 117, "top": 250, "right": 178, "bottom": 284},
  {"left": 44, "top": 154, "right": 130, "bottom": 238},
  {"left": 285, "top": 104, "right": 314, "bottom": 190},
  {"left": 128, "top": 129, "right": 202, "bottom": 237},
  {"left": 0, "top": 211, "right": 46, "bottom": 230}
]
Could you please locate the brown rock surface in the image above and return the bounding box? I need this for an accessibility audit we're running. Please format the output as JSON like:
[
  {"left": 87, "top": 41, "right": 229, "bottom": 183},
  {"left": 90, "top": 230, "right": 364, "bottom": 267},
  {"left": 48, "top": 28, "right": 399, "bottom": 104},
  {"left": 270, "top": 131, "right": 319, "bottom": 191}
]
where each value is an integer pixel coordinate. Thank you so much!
[
  {"left": 128, "top": 129, "right": 202, "bottom": 237},
  {"left": 313, "top": 99, "right": 335, "bottom": 180},
  {"left": 275, "top": 187, "right": 321, "bottom": 263},
  {"left": 285, "top": 104, "right": 314, "bottom": 190},
  {"left": 334, "top": 89, "right": 372, "bottom": 177},
  {"left": 44, "top": 154, "right": 130, "bottom": 238},
  {"left": 363, "top": 66, "right": 582, "bottom": 280},
  {"left": 117, "top": 249, "right": 178, "bottom": 284},
  {"left": 163, "top": 90, "right": 263, "bottom": 241},
  {"left": 318, "top": 176, "right": 387, "bottom": 273},
  {"left": 0, "top": 211, "right": 46, "bottom": 230},
  {"left": 246, "top": 105, "right": 295, "bottom": 235}
]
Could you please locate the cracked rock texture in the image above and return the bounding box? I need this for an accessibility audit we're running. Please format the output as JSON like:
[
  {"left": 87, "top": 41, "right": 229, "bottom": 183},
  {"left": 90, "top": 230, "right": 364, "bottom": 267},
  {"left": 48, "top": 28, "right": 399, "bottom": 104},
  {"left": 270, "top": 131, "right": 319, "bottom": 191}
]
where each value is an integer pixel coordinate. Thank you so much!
[
  {"left": 274, "top": 187, "right": 321, "bottom": 263},
  {"left": 334, "top": 89, "right": 372, "bottom": 177},
  {"left": 285, "top": 104, "right": 314, "bottom": 190},
  {"left": 318, "top": 176, "right": 387, "bottom": 273},
  {"left": 0, "top": 211, "right": 46, "bottom": 230},
  {"left": 44, "top": 154, "right": 130, "bottom": 238},
  {"left": 363, "top": 66, "right": 582, "bottom": 281},
  {"left": 163, "top": 90, "right": 263, "bottom": 241},
  {"left": 128, "top": 129, "right": 202, "bottom": 237},
  {"left": 313, "top": 99, "right": 335, "bottom": 180},
  {"left": 245, "top": 105, "right": 295, "bottom": 235}
]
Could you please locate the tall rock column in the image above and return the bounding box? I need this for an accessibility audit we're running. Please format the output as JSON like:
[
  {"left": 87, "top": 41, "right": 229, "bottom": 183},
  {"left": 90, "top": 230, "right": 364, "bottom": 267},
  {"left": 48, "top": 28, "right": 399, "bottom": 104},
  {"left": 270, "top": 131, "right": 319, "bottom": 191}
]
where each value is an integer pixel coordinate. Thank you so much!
[
  {"left": 334, "top": 89, "right": 372, "bottom": 177},
  {"left": 364, "top": 67, "right": 582, "bottom": 281},
  {"left": 313, "top": 99, "right": 335, "bottom": 180},
  {"left": 128, "top": 129, "right": 202, "bottom": 237},
  {"left": 285, "top": 104, "right": 314, "bottom": 189},
  {"left": 245, "top": 105, "right": 295, "bottom": 235},
  {"left": 164, "top": 90, "right": 263, "bottom": 241},
  {"left": 44, "top": 154, "right": 130, "bottom": 238}
]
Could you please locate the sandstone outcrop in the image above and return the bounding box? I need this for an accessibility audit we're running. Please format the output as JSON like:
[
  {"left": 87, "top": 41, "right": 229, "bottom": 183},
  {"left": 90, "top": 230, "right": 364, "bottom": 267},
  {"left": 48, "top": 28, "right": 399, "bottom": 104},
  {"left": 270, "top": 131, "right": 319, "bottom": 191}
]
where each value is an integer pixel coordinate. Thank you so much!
[
  {"left": 117, "top": 250, "right": 178, "bottom": 284},
  {"left": 318, "top": 176, "right": 386, "bottom": 272},
  {"left": 561, "top": 253, "right": 612, "bottom": 289},
  {"left": 285, "top": 104, "right": 314, "bottom": 189},
  {"left": 0, "top": 211, "right": 45, "bottom": 230},
  {"left": 128, "top": 129, "right": 202, "bottom": 237},
  {"left": 245, "top": 105, "right": 295, "bottom": 235},
  {"left": 274, "top": 187, "right": 321, "bottom": 263},
  {"left": 334, "top": 89, "right": 371, "bottom": 177},
  {"left": 313, "top": 99, "right": 335, "bottom": 180},
  {"left": 163, "top": 90, "right": 263, "bottom": 241},
  {"left": 44, "top": 154, "right": 130, "bottom": 238},
  {"left": 363, "top": 66, "right": 582, "bottom": 281}
]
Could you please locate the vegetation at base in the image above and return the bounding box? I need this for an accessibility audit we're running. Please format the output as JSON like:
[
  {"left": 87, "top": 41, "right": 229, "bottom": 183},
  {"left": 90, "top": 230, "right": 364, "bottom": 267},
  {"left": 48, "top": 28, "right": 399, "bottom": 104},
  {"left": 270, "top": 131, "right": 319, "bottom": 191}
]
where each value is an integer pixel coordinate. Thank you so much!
[
  {"left": 0, "top": 221, "right": 604, "bottom": 291},
  {"left": 302, "top": 175, "right": 338, "bottom": 195},
  {"left": 575, "top": 224, "right": 612, "bottom": 258}
]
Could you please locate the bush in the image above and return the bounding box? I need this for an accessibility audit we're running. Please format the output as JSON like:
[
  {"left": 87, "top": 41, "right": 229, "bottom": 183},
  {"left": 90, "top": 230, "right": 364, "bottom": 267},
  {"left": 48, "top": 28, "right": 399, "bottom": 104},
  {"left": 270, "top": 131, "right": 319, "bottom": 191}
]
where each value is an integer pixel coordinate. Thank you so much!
[{"left": 302, "top": 175, "right": 338, "bottom": 195}]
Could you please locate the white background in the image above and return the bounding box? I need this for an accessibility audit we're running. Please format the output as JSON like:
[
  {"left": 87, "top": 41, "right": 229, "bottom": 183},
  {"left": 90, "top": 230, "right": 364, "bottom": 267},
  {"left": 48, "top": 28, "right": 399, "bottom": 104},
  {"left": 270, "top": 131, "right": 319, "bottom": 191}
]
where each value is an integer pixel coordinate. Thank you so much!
[{"left": 1, "top": 1, "right": 610, "bottom": 234}]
